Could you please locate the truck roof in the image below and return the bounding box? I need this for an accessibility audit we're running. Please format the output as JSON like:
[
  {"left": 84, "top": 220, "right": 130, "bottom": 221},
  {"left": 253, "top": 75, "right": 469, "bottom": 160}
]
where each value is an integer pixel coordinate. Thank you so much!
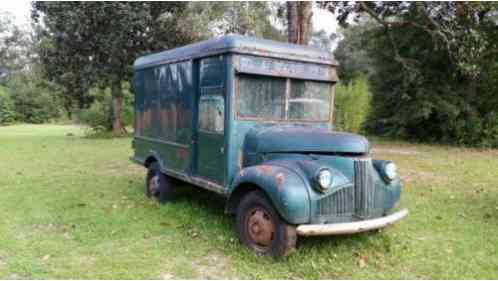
[{"left": 133, "top": 34, "right": 337, "bottom": 70}]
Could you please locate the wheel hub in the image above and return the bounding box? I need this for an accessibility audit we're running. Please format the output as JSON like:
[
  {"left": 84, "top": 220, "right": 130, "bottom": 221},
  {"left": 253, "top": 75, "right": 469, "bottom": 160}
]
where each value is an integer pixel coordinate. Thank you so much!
[
  {"left": 247, "top": 208, "right": 274, "bottom": 247},
  {"left": 149, "top": 175, "right": 159, "bottom": 196}
]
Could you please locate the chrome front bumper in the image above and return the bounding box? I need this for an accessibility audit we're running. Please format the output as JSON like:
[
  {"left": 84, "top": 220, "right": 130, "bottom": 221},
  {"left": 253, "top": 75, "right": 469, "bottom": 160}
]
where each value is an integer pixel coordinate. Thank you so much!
[{"left": 296, "top": 209, "right": 409, "bottom": 236}]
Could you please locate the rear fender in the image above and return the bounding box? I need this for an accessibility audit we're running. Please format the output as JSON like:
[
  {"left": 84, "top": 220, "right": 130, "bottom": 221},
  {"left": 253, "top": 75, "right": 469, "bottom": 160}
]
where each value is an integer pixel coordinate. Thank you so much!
[{"left": 228, "top": 164, "right": 311, "bottom": 224}]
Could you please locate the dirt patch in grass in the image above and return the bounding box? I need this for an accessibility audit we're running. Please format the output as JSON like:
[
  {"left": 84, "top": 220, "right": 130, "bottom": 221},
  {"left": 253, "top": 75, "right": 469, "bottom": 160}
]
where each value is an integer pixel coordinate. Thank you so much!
[
  {"left": 96, "top": 163, "right": 144, "bottom": 177},
  {"left": 459, "top": 147, "right": 498, "bottom": 157},
  {"left": 372, "top": 148, "right": 421, "bottom": 156},
  {"left": 160, "top": 272, "right": 176, "bottom": 280},
  {"left": 79, "top": 255, "right": 97, "bottom": 267},
  {"left": 401, "top": 169, "right": 449, "bottom": 185},
  {"left": 191, "top": 250, "right": 236, "bottom": 279},
  {"left": 32, "top": 223, "right": 66, "bottom": 233}
]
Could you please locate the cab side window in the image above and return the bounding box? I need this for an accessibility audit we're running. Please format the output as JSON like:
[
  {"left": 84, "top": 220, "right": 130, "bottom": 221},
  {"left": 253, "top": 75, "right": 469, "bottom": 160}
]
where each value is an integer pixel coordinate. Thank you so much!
[
  {"left": 199, "top": 56, "right": 224, "bottom": 134},
  {"left": 199, "top": 95, "right": 224, "bottom": 133}
]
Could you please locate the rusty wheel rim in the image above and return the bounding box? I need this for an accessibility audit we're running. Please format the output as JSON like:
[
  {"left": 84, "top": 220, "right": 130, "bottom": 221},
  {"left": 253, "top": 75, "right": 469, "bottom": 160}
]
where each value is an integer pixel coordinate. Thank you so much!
[
  {"left": 149, "top": 174, "right": 159, "bottom": 197},
  {"left": 245, "top": 207, "right": 275, "bottom": 251}
]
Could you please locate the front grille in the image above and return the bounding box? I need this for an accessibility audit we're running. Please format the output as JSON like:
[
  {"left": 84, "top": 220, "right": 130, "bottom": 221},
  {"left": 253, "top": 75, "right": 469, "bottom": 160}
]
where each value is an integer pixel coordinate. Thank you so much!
[
  {"left": 317, "top": 186, "right": 354, "bottom": 216},
  {"left": 354, "top": 158, "right": 375, "bottom": 218},
  {"left": 316, "top": 158, "right": 376, "bottom": 222}
]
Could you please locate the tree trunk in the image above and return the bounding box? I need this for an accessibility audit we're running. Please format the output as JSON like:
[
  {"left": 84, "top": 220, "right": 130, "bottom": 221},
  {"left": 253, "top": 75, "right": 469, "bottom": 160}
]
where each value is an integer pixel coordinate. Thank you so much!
[
  {"left": 111, "top": 79, "right": 127, "bottom": 136},
  {"left": 63, "top": 96, "right": 73, "bottom": 119},
  {"left": 298, "top": 1, "right": 313, "bottom": 45},
  {"left": 287, "top": 1, "right": 313, "bottom": 45},
  {"left": 287, "top": 2, "right": 299, "bottom": 44}
]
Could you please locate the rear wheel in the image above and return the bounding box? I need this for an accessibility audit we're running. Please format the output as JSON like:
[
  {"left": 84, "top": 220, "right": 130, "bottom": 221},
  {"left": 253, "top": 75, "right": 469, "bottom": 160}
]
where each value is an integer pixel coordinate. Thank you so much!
[
  {"left": 236, "top": 190, "right": 297, "bottom": 257},
  {"left": 145, "top": 162, "right": 172, "bottom": 204}
]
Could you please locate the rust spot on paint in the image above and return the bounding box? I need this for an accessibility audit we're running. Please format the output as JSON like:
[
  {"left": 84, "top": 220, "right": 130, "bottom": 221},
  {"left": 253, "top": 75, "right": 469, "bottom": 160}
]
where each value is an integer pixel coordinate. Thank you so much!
[
  {"left": 275, "top": 172, "right": 285, "bottom": 192},
  {"left": 239, "top": 150, "right": 244, "bottom": 169},
  {"left": 176, "top": 147, "right": 189, "bottom": 159},
  {"left": 257, "top": 165, "right": 273, "bottom": 176}
]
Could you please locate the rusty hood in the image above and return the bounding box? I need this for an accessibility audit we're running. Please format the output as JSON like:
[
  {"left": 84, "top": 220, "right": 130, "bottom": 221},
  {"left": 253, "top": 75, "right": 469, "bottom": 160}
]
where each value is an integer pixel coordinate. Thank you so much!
[{"left": 244, "top": 125, "right": 369, "bottom": 155}]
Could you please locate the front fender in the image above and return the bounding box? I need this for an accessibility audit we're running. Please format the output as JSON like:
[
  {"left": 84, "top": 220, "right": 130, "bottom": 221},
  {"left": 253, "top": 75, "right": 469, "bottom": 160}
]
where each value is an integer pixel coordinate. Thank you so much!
[{"left": 229, "top": 164, "right": 311, "bottom": 224}]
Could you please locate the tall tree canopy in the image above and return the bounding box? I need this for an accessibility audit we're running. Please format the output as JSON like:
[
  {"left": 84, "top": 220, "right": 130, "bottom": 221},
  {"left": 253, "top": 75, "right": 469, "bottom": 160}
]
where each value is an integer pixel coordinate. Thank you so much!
[
  {"left": 32, "top": 2, "right": 196, "bottom": 135},
  {"left": 0, "top": 11, "right": 31, "bottom": 76},
  {"left": 323, "top": 2, "right": 498, "bottom": 83},
  {"left": 185, "top": 2, "right": 286, "bottom": 41},
  {"left": 321, "top": 2, "right": 498, "bottom": 146},
  {"left": 333, "top": 22, "right": 374, "bottom": 84}
]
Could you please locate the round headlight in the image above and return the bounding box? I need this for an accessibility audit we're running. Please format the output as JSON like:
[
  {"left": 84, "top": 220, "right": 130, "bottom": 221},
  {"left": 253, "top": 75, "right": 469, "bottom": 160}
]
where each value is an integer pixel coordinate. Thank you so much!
[
  {"left": 317, "top": 169, "right": 333, "bottom": 191},
  {"left": 384, "top": 162, "right": 397, "bottom": 180}
]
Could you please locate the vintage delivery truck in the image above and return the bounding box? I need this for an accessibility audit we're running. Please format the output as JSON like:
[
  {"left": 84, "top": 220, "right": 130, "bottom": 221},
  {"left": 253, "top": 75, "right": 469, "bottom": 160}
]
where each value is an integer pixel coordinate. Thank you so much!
[{"left": 131, "top": 35, "right": 408, "bottom": 257}]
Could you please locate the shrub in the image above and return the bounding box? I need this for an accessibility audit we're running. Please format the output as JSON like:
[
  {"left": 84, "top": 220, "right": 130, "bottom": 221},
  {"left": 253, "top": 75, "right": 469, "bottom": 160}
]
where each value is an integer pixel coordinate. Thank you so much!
[
  {"left": 0, "top": 86, "right": 16, "bottom": 125},
  {"left": 74, "top": 82, "right": 133, "bottom": 135},
  {"left": 74, "top": 87, "right": 112, "bottom": 133},
  {"left": 333, "top": 75, "right": 371, "bottom": 133}
]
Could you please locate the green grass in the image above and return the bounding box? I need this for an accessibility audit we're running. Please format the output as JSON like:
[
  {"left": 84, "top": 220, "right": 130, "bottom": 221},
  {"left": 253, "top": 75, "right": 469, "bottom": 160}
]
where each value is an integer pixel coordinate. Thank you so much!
[{"left": 0, "top": 124, "right": 497, "bottom": 279}]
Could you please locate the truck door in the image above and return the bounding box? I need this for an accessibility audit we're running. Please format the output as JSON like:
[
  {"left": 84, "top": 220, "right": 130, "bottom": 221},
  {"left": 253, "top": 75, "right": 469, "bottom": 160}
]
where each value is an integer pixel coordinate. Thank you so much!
[{"left": 195, "top": 56, "right": 225, "bottom": 184}]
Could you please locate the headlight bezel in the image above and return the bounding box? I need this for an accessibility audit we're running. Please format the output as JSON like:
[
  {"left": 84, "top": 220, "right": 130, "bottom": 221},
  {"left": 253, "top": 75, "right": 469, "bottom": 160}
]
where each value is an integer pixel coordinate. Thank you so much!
[
  {"left": 315, "top": 168, "right": 333, "bottom": 192},
  {"left": 384, "top": 161, "right": 397, "bottom": 181},
  {"left": 373, "top": 159, "right": 399, "bottom": 183}
]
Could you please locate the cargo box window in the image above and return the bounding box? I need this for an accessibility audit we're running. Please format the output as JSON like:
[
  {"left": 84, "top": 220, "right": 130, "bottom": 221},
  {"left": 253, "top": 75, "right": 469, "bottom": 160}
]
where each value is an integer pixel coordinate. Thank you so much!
[
  {"left": 238, "top": 74, "right": 286, "bottom": 119},
  {"left": 238, "top": 74, "right": 331, "bottom": 122}
]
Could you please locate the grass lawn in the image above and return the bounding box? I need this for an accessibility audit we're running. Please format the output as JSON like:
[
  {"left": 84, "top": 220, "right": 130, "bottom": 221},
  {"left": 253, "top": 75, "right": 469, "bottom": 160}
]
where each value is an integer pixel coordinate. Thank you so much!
[{"left": 0, "top": 124, "right": 497, "bottom": 279}]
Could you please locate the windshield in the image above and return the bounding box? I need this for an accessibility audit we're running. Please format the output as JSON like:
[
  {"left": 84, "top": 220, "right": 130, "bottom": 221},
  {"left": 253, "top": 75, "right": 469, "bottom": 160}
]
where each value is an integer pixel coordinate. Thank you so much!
[{"left": 238, "top": 74, "right": 332, "bottom": 121}]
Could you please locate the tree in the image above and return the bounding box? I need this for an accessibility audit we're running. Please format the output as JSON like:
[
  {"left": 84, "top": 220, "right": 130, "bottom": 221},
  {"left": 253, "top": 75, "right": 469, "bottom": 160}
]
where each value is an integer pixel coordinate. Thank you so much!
[
  {"left": 286, "top": 2, "right": 313, "bottom": 44},
  {"left": 34, "top": 28, "right": 94, "bottom": 114},
  {"left": 309, "top": 29, "right": 336, "bottom": 52},
  {"left": 33, "top": 2, "right": 196, "bottom": 135},
  {"left": 184, "top": 2, "right": 286, "bottom": 41},
  {"left": 321, "top": 2, "right": 498, "bottom": 94},
  {"left": 319, "top": 2, "right": 498, "bottom": 146},
  {"left": 333, "top": 22, "right": 375, "bottom": 84},
  {"left": 0, "top": 11, "right": 31, "bottom": 75}
]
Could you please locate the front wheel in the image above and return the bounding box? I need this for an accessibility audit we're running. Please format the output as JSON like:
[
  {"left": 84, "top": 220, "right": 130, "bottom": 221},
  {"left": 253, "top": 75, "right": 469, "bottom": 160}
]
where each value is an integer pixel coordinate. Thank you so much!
[{"left": 236, "top": 190, "right": 297, "bottom": 257}]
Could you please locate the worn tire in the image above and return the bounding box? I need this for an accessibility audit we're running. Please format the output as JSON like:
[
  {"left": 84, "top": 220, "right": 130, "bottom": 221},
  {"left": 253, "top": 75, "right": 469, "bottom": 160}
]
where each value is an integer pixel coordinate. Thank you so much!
[
  {"left": 145, "top": 162, "right": 173, "bottom": 204},
  {"left": 236, "top": 190, "right": 297, "bottom": 258}
]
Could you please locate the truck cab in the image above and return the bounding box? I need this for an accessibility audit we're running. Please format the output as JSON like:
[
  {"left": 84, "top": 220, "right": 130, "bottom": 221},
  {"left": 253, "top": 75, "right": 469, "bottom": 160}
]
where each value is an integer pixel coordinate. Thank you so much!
[{"left": 131, "top": 35, "right": 407, "bottom": 257}]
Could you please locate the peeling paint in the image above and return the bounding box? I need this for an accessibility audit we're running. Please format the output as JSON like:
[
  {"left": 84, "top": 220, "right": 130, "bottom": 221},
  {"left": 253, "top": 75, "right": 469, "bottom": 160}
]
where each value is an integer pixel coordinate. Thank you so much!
[
  {"left": 256, "top": 165, "right": 273, "bottom": 176},
  {"left": 275, "top": 172, "right": 285, "bottom": 192},
  {"left": 176, "top": 147, "right": 189, "bottom": 160},
  {"left": 238, "top": 150, "right": 243, "bottom": 169}
]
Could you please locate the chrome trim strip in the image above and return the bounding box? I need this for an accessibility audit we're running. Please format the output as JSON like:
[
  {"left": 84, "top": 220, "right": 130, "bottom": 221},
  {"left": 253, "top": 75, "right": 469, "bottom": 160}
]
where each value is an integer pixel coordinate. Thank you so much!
[
  {"left": 160, "top": 167, "right": 226, "bottom": 196},
  {"left": 134, "top": 136, "right": 190, "bottom": 149}
]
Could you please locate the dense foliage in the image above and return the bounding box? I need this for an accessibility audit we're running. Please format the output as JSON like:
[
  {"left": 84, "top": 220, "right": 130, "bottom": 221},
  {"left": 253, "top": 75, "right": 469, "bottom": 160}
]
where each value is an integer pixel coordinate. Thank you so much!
[
  {"left": 0, "top": 85, "right": 15, "bottom": 124},
  {"left": 333, "top": 23, "right": 374, "bottom": 84},
  {"left": 324, "top": 2, "right": 498, "bottom": 147},
  {"left": 1, "top": 11, "right": 66, "bottom": 126},
  {"left": 0, "top": 74, "right": 65, "bottom": 124},
  {"left": 74, "top": 83, "right": 134, "bottom": 135}
]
